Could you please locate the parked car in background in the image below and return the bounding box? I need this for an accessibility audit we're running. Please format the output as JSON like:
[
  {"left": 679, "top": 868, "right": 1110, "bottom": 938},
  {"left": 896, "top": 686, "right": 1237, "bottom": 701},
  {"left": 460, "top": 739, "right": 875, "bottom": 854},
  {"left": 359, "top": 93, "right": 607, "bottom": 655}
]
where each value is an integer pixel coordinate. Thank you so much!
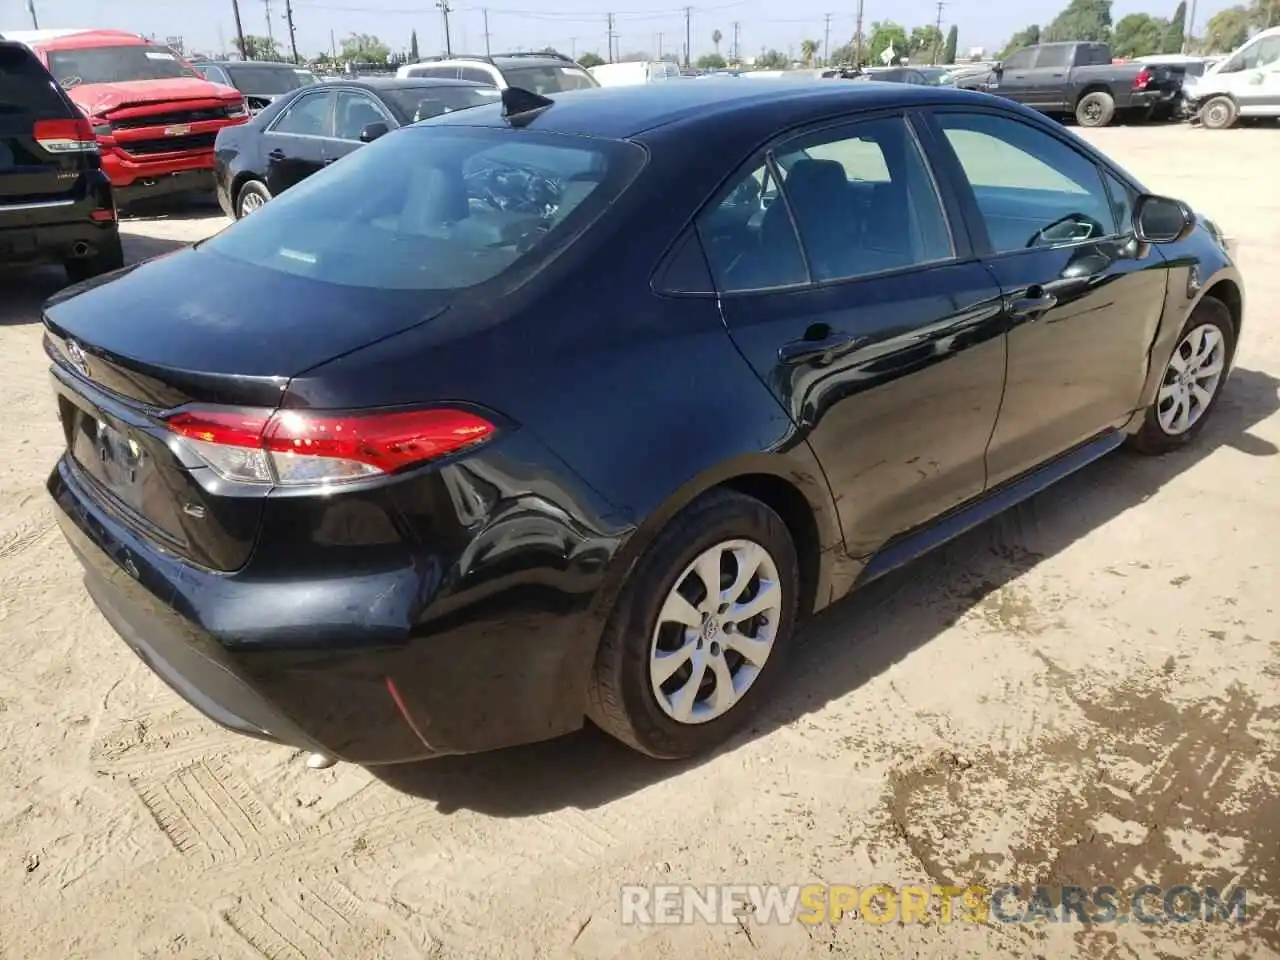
[
  {"left": 955, "top": 41, "right": 1182, "bottom": 126},
  {"left": 191, "top": 59, "right": 317, "bottom": 114},
  {"left": 1, "top": 29, "right": 248, "bottom": 203},
  {"left": 916, "top": 66, "right": 957, "bottom": 85},
  {"left": 589, "top": 60, "right": 682, "bottom": 86},
  {"left": 0, "top": 39, "right": 121, "bottom": 280},
  {"left": 396, "top": 51, "right": 598, "bottom": 93},
  {"left": 1182, "top": 26, "right": 1280, "bottom": 129},
  {"left": 44, "top": 81, "right": 1242, "bottom": 769},
  {"left": 856, "top": 66, "right": 933, "bottom": 85},
  {"left": 213, "top": 76, "right": 497, "bottom": 218}
]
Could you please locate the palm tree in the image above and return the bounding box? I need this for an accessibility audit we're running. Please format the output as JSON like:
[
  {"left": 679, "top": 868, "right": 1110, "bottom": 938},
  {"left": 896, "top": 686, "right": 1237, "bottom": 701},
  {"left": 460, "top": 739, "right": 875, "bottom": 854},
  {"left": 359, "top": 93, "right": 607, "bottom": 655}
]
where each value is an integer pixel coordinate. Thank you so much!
[
  {"left": 712, "top": 29, "right": 723, "bottom": 56},
  {"left": 800, "top": 38, "right": 820, "bottom": 66}
]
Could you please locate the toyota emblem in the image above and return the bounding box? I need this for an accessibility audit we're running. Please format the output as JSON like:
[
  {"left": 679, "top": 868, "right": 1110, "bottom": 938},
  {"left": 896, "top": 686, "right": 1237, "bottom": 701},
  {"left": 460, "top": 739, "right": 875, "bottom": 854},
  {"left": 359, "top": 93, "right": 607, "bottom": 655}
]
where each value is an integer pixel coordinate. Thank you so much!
[{"left": 66, "top": 339, "right": 89, "bottom": 375}]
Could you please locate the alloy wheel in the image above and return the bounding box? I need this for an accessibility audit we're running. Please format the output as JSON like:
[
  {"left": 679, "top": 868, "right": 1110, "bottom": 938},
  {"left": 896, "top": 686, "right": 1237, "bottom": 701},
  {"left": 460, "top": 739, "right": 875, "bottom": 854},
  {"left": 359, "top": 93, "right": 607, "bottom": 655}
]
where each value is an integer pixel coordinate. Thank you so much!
[
  {"left": 1157, "top": 322, "right": 1226, "bottom": 436},
  {"left": 1204, "top": 102, "right": 1229, "bottom": 128},
  {"left": 649, "top": 539, "right": 783, "bottom": 725},
  {"left": 239, "top": 192, "right": 266, "bottom": 216}
]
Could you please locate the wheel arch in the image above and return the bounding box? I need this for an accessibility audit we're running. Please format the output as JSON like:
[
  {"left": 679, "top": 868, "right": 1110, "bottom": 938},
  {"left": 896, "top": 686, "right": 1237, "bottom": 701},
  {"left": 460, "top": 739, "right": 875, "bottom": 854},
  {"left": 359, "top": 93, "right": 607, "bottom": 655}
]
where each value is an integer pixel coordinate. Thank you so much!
[{"left": 230, "top": 170, "right": 265, "bottom": 213}]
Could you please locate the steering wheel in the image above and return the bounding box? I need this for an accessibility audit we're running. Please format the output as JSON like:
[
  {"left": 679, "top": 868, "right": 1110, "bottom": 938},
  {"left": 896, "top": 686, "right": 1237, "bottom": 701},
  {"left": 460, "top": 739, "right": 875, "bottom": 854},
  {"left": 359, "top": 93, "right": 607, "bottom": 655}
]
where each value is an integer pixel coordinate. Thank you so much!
[{"left": 1026, "top": 212, "right": 1107, "bottom": 248}]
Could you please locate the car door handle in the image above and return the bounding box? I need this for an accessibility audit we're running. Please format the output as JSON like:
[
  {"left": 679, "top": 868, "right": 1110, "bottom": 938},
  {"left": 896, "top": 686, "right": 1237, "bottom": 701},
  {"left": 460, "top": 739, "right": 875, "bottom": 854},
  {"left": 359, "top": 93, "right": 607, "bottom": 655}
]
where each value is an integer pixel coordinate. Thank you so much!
[
  {"left": 1007, "top": 293, "right": 1058, "bottom": 319},
  {"left": 323, "top": 158, "right": 337, "bottom": 165},
  {"left": 778, "top": 333, "right": 860, "bottom": 366},
  {"left": 268, "top": 148, "right": 287, "bottom": 159}
]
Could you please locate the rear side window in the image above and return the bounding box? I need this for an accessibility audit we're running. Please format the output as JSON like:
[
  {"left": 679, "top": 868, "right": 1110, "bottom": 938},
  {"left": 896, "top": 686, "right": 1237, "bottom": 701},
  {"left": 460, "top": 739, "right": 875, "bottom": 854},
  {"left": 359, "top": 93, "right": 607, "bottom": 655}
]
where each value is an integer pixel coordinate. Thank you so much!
[
  {"left": 503, "top": 64, "right": 597, "bottom": 93},
  {"left": 408, "top": 65, "right": 459, "bottom": 80},
  {"left": 202, "top": 127, "right": 646, "bottom": 291},
  {"left": 379, "top": 84, "right": 501, "bottom": 123},
  {"left": 0, "top": 45, "right": 69, "bottom": 118},
  {"left": 459, "top": 67, "right": 493, "bottom": 85}
]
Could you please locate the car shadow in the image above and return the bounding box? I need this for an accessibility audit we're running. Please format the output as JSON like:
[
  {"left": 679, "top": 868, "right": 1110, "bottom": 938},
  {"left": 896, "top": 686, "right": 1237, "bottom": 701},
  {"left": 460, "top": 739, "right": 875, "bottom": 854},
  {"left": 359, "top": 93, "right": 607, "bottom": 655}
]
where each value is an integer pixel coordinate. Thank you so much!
[
  {"left": 0, "top": 235, "right": 191, "bottom": 326},
  {"left": 121, "top": 193, "right": 226, "bottom": 221},
  {"left": 371, "top": 365, "right": 1280, "bottom": 816}
]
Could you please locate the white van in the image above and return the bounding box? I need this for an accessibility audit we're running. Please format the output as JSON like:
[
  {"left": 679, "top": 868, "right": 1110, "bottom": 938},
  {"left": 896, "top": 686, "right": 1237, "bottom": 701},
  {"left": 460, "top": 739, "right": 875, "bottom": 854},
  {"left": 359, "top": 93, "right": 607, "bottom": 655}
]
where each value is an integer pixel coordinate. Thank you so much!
[
  {"left": 1184, "top": 25, "right": 1280, "bottom": 129},
  {"left": 588, "top": 60, "right": 681, "bottom": 87}
]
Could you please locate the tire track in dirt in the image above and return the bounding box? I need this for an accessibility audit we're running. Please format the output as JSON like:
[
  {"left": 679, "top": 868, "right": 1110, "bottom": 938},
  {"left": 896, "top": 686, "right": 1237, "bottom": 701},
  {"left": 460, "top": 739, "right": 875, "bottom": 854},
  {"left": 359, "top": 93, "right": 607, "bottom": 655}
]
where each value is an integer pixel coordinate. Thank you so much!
[
  {"left": 0, "top": 518, "right": 54, "bottom": 563},
  {"left": 92, "top": 710, "right": 236, "bottom": 775}
]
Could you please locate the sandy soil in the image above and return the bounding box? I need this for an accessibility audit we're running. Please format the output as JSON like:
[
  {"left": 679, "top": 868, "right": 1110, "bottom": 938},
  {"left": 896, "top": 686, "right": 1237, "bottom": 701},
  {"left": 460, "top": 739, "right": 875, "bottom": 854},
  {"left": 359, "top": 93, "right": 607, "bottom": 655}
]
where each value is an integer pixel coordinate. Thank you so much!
[{"left": 0, "top": 128, "right": 1277, "bottom": 960}]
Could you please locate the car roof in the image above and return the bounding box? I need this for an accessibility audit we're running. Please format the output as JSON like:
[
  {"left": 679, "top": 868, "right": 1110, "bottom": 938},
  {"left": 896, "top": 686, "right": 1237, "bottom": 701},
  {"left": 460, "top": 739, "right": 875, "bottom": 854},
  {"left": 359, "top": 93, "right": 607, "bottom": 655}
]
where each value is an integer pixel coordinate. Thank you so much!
[
  {"left": 199, "top": 60, "right": 312, "bottom": 69},
  {"left": 1, "top": 28, "right": 148, "bottom": 51},
  {"left": 318, "top": 76, "right": 488, "bottom": 91},
  {"left": 437, "top": 78, "right": 989, "bottom": 139}
]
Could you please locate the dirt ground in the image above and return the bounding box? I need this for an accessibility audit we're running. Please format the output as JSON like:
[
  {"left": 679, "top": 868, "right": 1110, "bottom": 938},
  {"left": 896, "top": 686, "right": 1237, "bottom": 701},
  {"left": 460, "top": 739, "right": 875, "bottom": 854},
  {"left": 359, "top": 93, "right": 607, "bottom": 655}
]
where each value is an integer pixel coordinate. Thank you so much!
[{"left": 1, "top": 125, "right": 1277, "bottom": 960}]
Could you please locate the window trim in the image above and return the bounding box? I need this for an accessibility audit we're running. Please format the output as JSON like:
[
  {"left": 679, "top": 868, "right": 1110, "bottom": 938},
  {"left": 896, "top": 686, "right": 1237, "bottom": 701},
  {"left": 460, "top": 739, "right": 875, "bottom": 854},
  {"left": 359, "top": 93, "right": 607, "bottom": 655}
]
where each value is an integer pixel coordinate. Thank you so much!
[
  {"left": 267, "top": 88, "right": 337, "bottom": 139},
  {"left": 920, "top": 104, "right": 1145, "bottom": 261},
  {"left": 691, "top": 109, "right": 967, "bottom": 299}
]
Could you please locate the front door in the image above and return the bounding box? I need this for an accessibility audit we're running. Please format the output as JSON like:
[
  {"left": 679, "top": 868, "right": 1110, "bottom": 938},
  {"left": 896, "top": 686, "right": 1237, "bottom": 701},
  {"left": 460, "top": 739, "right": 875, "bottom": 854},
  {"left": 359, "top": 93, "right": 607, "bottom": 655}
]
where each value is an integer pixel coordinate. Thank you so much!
[
  {"left": 702, "top": 113, "right": 1008, "bottom": 557},
  {"left": 990, "top": 48, "right": 1037, "bottom": 104},
  {"left": 925, "top": 108, "right": 1170, "bottom": 487},
  {"left": 260, "top": 89, "right": 334, "bottom": 195},
  {"left": 1020, "top": 44, "right": 1071, "bottom": 111}
]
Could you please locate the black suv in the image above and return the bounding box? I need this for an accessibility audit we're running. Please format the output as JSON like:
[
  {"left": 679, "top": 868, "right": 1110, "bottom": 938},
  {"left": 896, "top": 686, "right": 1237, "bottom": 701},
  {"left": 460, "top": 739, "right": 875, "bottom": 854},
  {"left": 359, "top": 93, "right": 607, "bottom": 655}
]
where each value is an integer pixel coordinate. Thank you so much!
[{"left": 1, "top": 40, "right": 122, "bottom": 283}]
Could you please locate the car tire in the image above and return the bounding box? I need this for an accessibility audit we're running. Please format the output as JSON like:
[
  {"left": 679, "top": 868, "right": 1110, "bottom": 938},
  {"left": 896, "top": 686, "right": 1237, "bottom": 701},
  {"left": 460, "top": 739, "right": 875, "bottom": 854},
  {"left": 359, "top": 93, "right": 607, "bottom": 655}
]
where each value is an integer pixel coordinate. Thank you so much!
[
  {"left": 63, "top": 232, "right": 125, "bottom": 285},
  {"left": 1128, "top": 297, "right": 1235, "bottom": 455},
  {"left": 235, "top": 179, "right": 272, "bottom": 218},
  {"left": 1199, "top": 96, "right": 1238, "bottom": 131},
  {"left": 586, "top": 489, "right": 800, "bottom": 760},
  {"left": 1075, "top": 90, "right": 1116, "bottom": 127}
]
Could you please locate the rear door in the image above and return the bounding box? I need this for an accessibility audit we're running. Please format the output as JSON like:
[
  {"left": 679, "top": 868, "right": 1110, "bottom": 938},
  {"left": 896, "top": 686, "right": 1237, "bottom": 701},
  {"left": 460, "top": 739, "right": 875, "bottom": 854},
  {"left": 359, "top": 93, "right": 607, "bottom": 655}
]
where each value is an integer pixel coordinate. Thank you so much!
[
  {"left": 1, "top": 43, "right": 84, "bottom": 216},
  {"left": 260, "top": 87, "right": 334, "bottom": 194},
  {"left": 924, "top": 107, "right": 1169, "bottom": 488},
  {"left": 705, "top": 112, "right": 1008, "bottom": 557}
]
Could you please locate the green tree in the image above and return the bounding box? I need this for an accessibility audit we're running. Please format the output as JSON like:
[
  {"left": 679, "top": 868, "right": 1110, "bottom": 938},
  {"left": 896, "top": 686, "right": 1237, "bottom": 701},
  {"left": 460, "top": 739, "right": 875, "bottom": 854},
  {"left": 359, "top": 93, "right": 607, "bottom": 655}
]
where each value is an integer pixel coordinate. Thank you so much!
[
  {"left": 757, "top": 49, "right": 790, "bottom": 68},
  {"left": 1251, "top": 0, "right": 1280, "bottom": 28},
  {"left": 236, "top": 34, "right": 280, "bottom": 61},
  {"left": 410, "top": 29, "right": 420, "bottom": 61},
  {"left": 869, "top": 21, "right": 910, "bottom": 64},
  {"left": 943, "top": 24, "right": 959, "bottom": 63},
  {"left": 340, "top": 33, "right": 391, "bottom": 63},
  {"left": 1204, "top": 5, "right": 1251, "bottom": 50},
  {"left": 712, "top": 29, "right": 723, "bottom": 55},
  {"left": 1000, "top": 24, "right": 1041, "bottom": 58},
  {"left": 578, "top": 51, "right": 605, "bottom": 67},
  {"left": 908, "top": 24, "right": 943, "bottom": 57},
  {"left": 697, "top": 52, "right": 728, "bottom": 68},
  {"left": 1112, "top": 13, "right": 1168, "bottom": 58},
  {"left": 1162, "top": 1, "right": 1187, "bottom": 52},
  {"left": 1043, "top": 0, "right": 1113, "bottom": 43},
  {"left": 800, "top": 38, "right": 820, "bottom": 65}
]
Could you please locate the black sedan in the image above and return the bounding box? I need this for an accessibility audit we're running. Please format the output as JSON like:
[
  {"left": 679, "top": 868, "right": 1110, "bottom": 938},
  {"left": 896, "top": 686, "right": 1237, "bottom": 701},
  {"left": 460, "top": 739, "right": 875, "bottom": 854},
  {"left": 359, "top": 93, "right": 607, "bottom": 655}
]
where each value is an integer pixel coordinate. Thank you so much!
[
  {"left": 213, "top": 76, "right": 499, "bottom": 218},
  {"left": 43, "top": 81, "right": 1242, "bottom": 768},
  {"left": 192, "top": 59, "right": 318, "bottom": 113}
]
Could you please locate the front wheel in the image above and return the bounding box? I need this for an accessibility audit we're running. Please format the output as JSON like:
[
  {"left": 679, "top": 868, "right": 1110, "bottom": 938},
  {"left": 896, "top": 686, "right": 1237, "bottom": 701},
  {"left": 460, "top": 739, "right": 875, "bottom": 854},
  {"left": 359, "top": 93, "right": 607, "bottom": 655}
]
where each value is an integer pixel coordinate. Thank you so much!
[
  {"left": 1076, "top": 90, "right": 1116, "bottom": 127},
  {"left": 1199, "top": 96, "right": 1238, "bottom": 130},
  {"left": 587, "top": 489, "right": 800, "bottom": 759},
  {"left": 1128, "top": 298, "right": 1235, "bottom": 454}
]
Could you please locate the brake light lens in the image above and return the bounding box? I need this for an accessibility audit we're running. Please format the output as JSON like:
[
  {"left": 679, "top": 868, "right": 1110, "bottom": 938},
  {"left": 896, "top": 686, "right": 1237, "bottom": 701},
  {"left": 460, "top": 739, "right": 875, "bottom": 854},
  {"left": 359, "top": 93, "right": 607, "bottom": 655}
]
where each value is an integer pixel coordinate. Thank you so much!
[
  {"left": 1133, "top": 68, "right": 1152, "bottom": 90},
  {"left": 33, "top": 118, "right": 99, "bottom": 154},
  {"left": 166, "top": 406, "right": 498, "bottom": 487}
]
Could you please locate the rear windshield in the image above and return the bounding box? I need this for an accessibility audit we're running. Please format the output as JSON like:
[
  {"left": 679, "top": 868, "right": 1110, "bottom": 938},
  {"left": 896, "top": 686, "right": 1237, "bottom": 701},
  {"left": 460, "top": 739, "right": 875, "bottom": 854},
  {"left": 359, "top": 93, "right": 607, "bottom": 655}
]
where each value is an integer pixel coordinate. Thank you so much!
[
  {"left": 380, "top": 84, "right": 501, "bottom": 122},
  {"left": 503, "top": 64, "right": 598, "bottom": 93},
  {"left": 1, "top": 44, "right": 68, "bottom": 116},
  {"left": 202, "top": 125, "right": 645, "bottom": 291},
  {"left": 47, "top": 44, "right": 199, "bottom": 88},
  {"left": 226, "top": 64, "right": 314, "bottom": 94}
]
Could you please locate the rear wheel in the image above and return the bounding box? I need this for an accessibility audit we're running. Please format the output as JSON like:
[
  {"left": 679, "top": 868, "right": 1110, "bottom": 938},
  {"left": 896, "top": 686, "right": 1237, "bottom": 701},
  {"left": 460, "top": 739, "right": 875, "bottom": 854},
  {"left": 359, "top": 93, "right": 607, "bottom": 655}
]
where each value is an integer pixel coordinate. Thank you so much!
[
  {"left": 235, "top": 179, "right": 272, "bottom": 218},
  {"left": 1075, "top": 90, "right": 1116, "bottom": 128},
  {"left": 587, "top": 489, "right": 800, "bottom": 759},
  {"left": 1128, "top": 298, "right": 1235, "bottom": 454},
  {"left": 64, "top": 232, "right": 125, "bottom": 284},
  {"left": 1199, "top": 96, "right": 1238, "bottom": 130}
]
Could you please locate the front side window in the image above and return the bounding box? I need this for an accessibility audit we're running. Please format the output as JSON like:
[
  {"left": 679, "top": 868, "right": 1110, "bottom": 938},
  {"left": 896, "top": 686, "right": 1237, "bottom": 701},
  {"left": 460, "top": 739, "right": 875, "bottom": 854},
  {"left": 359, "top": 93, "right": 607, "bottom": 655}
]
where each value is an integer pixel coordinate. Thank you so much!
[
  {"left": 47, "top": 44, "right": 197, "bottom": 88},
  {"left": 1003, "top": 49, "right": 1034, "bottom": 71},
  {"left": 935, "top": 112, "right": 1115, "bottom": 253},
  {"left": 503, "top": 64, "right": 598, "bottom": 93},
  {"left": 271, "top": 91, "right": 334, "bottom": 136},
  {"left": 201, "top": 127, "right": 645, "bottom": 291},
  {"left": 333, "top": 91, "right": 389, "bottom": 140},
  {"left": 1034, "top": 46, "right": 1071, "bottom": 69}
]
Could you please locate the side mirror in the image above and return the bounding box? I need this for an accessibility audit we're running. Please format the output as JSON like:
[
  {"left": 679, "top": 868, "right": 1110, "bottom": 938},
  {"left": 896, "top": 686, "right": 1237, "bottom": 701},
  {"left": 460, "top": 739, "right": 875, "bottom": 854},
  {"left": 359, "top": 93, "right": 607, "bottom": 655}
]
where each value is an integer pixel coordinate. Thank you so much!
[
  {"left": 359, "top": 121, "right": 389, "bottom": 143},
  {"left": 1133, "top": 193, "right": 1196, "bottom": 244}
]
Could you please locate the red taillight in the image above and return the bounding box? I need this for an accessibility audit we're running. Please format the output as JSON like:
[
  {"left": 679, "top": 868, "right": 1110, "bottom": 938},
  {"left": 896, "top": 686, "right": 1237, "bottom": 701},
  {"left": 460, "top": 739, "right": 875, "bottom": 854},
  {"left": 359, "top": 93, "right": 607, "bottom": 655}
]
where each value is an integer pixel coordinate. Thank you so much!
[
  {"left": 90, "top": 209, "right": 116, "bottom": 222},
  {"left": 33, "top": 117, "right": 99, "bottom": 154},
  {"left": 1133, "top": 68, "right": 1152, "bottom": 90},
  {"left": 165, "top": 406, "right": 498, "bottom": 487}
]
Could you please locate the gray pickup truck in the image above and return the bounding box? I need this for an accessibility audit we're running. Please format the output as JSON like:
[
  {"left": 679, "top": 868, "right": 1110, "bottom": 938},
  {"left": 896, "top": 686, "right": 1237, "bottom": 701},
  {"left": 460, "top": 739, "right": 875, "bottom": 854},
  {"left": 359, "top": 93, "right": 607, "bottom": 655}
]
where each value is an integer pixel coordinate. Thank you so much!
[{"left": 955, "top": 41, "right": 1182, "bottom": 127}]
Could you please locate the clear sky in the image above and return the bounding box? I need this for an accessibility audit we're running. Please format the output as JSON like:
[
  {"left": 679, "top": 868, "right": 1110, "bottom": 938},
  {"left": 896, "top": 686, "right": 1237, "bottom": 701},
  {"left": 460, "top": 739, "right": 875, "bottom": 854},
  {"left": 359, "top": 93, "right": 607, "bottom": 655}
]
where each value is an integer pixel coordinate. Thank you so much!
[{"left": 6, "top": 0, "right": 1238, "bottom": 62}]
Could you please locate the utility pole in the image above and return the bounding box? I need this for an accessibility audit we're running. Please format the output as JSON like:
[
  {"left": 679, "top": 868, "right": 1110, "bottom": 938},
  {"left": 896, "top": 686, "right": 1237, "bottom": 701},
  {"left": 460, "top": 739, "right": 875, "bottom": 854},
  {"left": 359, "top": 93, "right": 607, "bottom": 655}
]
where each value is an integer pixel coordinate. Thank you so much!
[
  {"left": 483, "top": 8, "right": 492, "bottom": 56},
  {"left": 657, "top": 32, "right": 663, "bottom": 59},
  {"left": 1183, "top": 0, "right": 1198, "bottom": 54},
  {"left": 437, "top": 0, "right": 453, "bottom": 56},
  {"left": 731, "top": 21, "right": 740, "bottom": 63},
  {"left": 684, "top": 6, "right": 691, "bottom": 68},
  {"left": 606, "top": 13, "right": 616, "bottom": 62},
  {"left": 26, "top": 0, "right": 38, "bottom": 28},
  {"left": 931, "top": 0, "right": 946, "bottom": 65},
  {"left": 569, "top": 36, "right": 577, "bottom": 58},
  {"left": 231, "top": 0, "right": 247, "bottom": 60},
  {"left": 823, "top": 13, "right": 831, "bottom": 67},
  {"left": 263, "top": 0, "right": 275, "bottom": 53},
  {"left": 854, "top": 0, "right": 864, "bottom": 66},
  {"left": 284, "top": 0, "right": 300, "bottom": 64},
  {"left": 330, "top": 27, "right": 336, "bottom": 59}
]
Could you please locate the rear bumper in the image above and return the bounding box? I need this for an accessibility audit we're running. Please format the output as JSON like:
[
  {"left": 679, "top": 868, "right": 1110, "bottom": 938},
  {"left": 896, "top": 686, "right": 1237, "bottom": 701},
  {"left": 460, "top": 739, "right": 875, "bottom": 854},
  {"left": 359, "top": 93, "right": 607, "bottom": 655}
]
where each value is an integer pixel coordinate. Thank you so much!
[
  {"left": 114, "top": 169, "right": 215, "bottom": 205},
  {"left": 48, "top": 442, "right": 627, "bottom": 765},
  {"left": 0, "top": 217, "right": 118, "bottom": 266},
  {"left": 100, "top": 146, "right": 216, "bottom": 196}
]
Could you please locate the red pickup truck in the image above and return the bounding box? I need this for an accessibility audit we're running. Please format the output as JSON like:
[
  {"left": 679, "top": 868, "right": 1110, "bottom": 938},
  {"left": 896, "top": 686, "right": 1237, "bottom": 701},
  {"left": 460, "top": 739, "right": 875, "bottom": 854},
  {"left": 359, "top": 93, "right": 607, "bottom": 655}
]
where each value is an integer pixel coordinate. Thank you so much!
[{"left": 3, "top": 29, "right": 248, "bottom": 203}]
